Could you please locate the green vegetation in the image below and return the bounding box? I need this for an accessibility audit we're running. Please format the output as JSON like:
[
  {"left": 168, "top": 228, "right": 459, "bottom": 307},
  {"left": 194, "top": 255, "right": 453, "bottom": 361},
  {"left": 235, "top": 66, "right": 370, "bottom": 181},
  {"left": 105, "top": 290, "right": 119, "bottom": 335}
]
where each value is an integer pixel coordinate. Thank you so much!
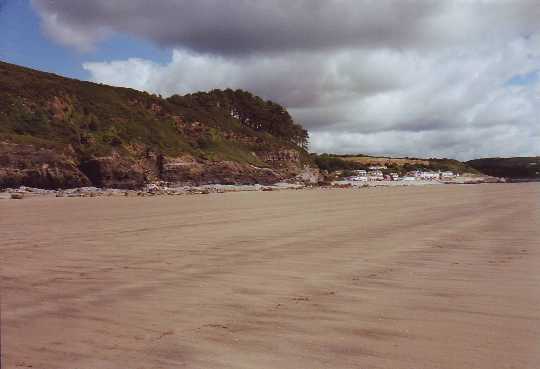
[
  {"left": 0, "top": 61, "right": 309, "bottom": 166},
  {"left": 311, "top": 154, "right": 367, "bottom": 172},
  {"left": 401, "top": 158, "right": 480, "bottom": 175},
  {"left": 467, "top": 157, "right": 540, "bottom": 179},
  {"left": 169, "top": 90, "right": 309, "bottom": 149},
  {"left": 311, "top": 154, "right": 479, "bottom": 175}
]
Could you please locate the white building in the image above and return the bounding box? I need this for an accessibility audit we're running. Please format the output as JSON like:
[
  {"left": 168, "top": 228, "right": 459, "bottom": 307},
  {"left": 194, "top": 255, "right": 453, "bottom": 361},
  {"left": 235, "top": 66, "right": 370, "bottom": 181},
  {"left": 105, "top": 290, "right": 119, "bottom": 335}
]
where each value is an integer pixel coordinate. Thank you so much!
[
  {"left": 441, "top": 171, "right": 455, "bottom": 178},
  {"left": 350, "top": 176, "right": 368, "bottom": 182},
  {"left": 368, "top": 170, "right": 384, "bottom": 181},
  {"left": 420, "top": 171, "right": 440, "bottom": 180}
]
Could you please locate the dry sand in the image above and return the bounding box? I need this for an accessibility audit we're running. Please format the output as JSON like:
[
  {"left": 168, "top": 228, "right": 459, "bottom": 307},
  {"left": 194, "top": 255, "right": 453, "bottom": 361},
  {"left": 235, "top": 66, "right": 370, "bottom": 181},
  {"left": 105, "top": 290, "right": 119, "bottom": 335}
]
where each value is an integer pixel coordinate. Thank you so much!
[{"left": 1, "top": 183, "right": 539, "bottom": 369}]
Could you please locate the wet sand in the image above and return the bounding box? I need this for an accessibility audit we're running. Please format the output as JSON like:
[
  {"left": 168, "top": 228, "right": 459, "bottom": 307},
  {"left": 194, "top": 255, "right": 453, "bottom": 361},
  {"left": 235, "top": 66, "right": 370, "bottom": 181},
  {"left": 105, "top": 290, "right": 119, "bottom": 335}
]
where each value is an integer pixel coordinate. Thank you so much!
[{"left": 1, "top": 183, "right": 539, "bottom": 369}]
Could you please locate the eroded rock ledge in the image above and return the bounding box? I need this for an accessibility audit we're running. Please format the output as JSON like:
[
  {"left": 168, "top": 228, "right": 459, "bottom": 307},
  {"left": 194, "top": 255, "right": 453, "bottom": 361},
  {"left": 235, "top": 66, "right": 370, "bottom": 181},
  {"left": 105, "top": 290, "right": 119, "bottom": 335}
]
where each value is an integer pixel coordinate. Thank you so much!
[{"left": 0, "top": 142, "right": 321, "bottom": 190}]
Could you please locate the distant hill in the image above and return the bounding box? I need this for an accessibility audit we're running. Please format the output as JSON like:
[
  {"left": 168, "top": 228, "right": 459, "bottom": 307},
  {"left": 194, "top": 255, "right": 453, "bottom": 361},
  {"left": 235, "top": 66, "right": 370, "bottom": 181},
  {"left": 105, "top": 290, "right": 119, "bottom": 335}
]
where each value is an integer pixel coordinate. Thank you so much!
[
  {"left": 467, "top": 157, "right": 540, "bottom": 180},
  {"left": 313, "top": 154, "right": 480, "bottom": 175},
  {"left": 0, "top": 61, "right": 312, "bottom": 189}
]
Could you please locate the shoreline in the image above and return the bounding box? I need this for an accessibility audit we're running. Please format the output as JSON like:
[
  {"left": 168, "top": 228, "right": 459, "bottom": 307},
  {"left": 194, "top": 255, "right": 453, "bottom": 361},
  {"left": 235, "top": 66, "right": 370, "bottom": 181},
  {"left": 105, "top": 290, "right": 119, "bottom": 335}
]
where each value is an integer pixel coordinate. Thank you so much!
[{"left": 0, "top": 175, "right": 509, "bottom": 200}]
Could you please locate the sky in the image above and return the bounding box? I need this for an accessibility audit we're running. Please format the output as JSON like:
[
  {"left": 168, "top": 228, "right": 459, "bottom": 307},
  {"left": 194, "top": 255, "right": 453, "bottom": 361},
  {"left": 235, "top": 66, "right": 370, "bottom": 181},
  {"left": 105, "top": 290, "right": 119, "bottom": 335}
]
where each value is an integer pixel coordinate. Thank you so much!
[{"left": 1, "top": 0, "right": 539, "bottom": 160}]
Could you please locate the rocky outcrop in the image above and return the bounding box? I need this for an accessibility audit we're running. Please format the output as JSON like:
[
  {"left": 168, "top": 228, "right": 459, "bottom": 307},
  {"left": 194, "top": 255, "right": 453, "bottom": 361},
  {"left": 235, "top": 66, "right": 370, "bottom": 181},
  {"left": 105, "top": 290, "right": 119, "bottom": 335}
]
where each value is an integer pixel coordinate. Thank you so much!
[
  {"left": 260, "top": 149, "right": 301, "bottom": 163},
  {"left": 79, "top": 155, "right": 146, "bottom": 189},
  {"left": 0, "top": 143, "right": 90, "bottom": 189},
  {"left": 294, "top": 166, "right": 324, "bottom": 184},
  {"left": 0, "top": 143, "right": 297, "bottom": 189},
  {"left": 258, "top": 149, "right": 304, "bottom": 178},
  {"left": 160, "top": 155, "right": 282, "bottom": 185}
]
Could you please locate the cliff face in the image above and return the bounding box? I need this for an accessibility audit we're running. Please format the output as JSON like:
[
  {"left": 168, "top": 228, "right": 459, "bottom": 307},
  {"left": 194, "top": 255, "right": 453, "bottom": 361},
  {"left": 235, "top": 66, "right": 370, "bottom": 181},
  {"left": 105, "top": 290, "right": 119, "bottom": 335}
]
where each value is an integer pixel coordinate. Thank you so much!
[
  {"left": 0, "top": 61, "right": 314, "bottom": 189},
  {"left": 0, "top": 142, "right": 91, "bottom": 188}
]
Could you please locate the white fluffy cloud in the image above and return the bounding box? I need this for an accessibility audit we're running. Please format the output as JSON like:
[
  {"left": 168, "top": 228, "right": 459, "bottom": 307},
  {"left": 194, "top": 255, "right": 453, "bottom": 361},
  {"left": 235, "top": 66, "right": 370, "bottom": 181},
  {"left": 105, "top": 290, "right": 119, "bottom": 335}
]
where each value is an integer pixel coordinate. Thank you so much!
[{"left": 34, "top": 0, "right": 540, "bottom": 159}]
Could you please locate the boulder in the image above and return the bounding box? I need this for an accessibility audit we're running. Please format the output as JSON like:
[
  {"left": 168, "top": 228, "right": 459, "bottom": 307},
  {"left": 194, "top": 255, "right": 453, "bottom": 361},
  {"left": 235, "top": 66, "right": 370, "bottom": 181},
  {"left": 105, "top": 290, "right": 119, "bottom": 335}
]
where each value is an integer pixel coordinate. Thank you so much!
[{"left": 295, "top": 166, "right": 324, "bottom": 184}]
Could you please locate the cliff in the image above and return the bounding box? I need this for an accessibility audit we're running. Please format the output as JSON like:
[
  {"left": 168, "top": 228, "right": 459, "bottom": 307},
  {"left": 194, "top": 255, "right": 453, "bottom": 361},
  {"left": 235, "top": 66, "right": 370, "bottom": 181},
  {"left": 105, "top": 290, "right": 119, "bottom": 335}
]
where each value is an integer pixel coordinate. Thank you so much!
[{"left": 0, "top": 61, "right": 313, "bottom": 189}]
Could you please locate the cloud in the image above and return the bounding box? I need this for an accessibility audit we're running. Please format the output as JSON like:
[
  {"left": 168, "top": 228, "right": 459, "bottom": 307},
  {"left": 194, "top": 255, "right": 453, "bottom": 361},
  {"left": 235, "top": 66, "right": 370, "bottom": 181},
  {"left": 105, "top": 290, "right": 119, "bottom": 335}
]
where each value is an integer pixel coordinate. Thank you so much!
[
  {"left": 310, "top": 124, "right": 540, "bottom": 160},
  {"left": 31, "top": 0, "right": 437, "bottom": 54},
  {"left": 30, "top": 1, "right": 540, "bottom": 55},
  {"left": 35, "top": 0, "right": 540, "bottom": 159},
  {"left": 31, "top": 0, "right": 110, "bottom": 52},
  {"left": 83, "top": 48, "right": 404, "bottom": 108}
]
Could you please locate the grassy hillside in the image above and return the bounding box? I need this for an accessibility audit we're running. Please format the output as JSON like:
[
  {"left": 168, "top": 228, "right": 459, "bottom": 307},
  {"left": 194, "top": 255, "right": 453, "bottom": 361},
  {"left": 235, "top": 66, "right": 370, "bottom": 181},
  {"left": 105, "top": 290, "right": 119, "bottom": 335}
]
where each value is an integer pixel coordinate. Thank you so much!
[
  {"left": 313, "top": 154, "right": 480, "bottom": 175},
  {"left": 0, "top": 61, "right": 308, "bottom": 163},
  {"left": 0, "top": 61, "right": 312, "bottom": 188},
  {"left": 467, "top": 157, "right": 540, "bottom": 179}
]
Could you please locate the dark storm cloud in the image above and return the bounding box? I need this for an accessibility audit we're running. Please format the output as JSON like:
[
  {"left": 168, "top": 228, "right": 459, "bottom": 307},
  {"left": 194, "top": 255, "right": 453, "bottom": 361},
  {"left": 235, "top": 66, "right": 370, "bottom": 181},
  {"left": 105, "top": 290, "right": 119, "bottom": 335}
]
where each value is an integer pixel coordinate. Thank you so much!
[
  {"left": 31, "top": 0, "right": 444, "bottom": 54},
  {"left": 30, "top": 0, "right": 540, "bottom": 55}
]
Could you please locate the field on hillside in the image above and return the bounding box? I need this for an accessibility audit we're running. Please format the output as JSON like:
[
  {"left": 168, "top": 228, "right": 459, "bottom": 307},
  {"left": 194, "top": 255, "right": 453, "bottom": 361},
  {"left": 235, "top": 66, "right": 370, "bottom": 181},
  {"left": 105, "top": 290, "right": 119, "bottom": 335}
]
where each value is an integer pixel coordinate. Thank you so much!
[
  {"left": 315, "top": 154, "right": 480, "bottom": 175},
  {"left": 340, "top": 155, "right": 431, "bottom": 166}
]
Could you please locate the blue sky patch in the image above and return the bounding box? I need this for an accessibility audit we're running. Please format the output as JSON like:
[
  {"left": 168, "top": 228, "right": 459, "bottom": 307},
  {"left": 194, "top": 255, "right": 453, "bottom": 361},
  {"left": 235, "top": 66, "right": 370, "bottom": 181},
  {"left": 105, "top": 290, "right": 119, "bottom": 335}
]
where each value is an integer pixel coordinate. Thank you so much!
[
  {"left": 0, "top": 0, "right": 170, "bottom": 81},
  {"left": 506, "top": 69, "right": 540, "bottom": 86}
]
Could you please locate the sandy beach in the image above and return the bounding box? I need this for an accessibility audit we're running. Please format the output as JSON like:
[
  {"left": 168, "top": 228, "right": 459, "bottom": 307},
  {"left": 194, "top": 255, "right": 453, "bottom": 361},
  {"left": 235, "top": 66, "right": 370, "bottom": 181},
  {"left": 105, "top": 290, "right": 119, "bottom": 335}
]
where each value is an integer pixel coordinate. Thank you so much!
[{"left": 1, "top": 183, "right": 539, "bottom": 369}]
